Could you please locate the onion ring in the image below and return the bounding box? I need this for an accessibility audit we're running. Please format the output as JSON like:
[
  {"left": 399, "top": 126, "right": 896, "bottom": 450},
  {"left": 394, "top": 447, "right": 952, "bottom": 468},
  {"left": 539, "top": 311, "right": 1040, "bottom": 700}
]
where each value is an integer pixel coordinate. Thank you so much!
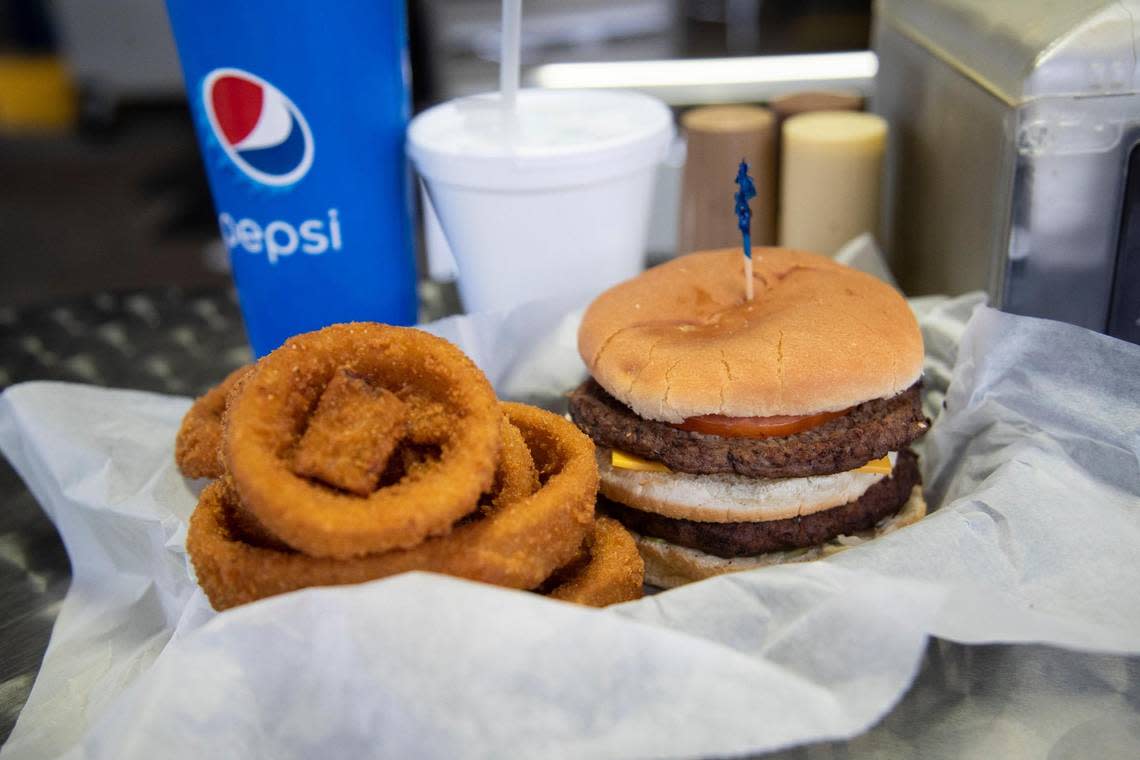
[
  {"left": 225, "top": 413, "right": 534, "bottom": 555},
  {"left": 174, "top": 365, "right": 252, "bottom": 479},
  {"left": 223, "top": 323, "right": 501, "bottom": 558},
  {"left": 484, "top": 413, "right": 540, "bottom": 509},
  {"left": 188, "top": 406, "right": 597, "bottom": 610},
  {"left": 219, "top": 477, "right": 293, "bottom": 552},
  {"left": 543, "top": 516, "right": 644, "bottom": 607},
  {"left": 291, "top": 369, "right": 409, "bottom": 496}
]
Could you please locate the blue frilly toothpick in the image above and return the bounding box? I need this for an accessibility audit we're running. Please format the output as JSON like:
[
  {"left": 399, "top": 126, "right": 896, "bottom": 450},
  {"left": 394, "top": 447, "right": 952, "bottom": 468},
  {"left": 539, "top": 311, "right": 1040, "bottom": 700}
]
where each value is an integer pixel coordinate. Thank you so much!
[{"left": 734, "top": 159, "right": 757, "bottom": 300}]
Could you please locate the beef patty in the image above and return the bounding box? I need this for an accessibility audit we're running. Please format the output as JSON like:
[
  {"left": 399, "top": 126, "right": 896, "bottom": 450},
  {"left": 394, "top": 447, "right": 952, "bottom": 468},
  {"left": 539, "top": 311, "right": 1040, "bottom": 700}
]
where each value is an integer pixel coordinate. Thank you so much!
[
  {"left": 603, "top": 450, "right": 921, "bottom": 558},
  {"left": 568, "top": 379, "right": 928, "bottom": 478}
]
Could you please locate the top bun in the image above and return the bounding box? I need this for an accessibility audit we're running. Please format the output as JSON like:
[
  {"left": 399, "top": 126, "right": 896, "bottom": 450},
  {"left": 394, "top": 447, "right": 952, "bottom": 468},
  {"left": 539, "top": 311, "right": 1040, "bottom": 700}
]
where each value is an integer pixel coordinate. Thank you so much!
[{"left": 578, "top": 248, "right": 924, "bottom": 422}]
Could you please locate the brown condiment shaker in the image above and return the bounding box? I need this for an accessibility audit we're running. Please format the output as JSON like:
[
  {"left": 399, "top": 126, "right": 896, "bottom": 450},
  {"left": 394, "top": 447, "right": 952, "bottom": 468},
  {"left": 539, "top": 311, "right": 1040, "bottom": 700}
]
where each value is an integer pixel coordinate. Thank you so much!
[{"left": 678, "top": 105, "right": 776, "bottom": 255}]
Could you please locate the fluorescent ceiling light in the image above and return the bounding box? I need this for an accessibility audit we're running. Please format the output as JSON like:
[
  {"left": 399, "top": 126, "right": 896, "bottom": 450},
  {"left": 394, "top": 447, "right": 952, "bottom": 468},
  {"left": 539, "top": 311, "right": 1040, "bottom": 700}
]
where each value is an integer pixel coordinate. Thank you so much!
[{"left": 528, "top": 51, "right": 878, "bottom": 105}]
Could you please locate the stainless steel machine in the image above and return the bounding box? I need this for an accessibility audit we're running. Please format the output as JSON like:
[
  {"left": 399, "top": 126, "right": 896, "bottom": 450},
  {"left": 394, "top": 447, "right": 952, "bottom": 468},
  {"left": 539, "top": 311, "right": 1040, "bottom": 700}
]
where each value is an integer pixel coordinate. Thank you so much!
[{"left": 873, "top": 0, "right": 1140, "bottom": 343}]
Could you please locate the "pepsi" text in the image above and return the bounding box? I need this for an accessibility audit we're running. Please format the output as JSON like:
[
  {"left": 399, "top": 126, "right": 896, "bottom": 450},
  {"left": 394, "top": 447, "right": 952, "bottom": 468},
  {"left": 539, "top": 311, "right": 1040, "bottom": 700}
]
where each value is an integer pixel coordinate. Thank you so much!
[{"left": 218, "top": 208, "right": 343, "bottom": 264}]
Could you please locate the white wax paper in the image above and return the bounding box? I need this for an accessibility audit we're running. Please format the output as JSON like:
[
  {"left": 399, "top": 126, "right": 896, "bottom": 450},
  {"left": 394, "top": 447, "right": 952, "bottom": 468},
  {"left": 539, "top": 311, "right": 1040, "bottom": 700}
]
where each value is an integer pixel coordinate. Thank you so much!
[{"left": 2, "top": 253, "right": 1139, "bottom": 759}]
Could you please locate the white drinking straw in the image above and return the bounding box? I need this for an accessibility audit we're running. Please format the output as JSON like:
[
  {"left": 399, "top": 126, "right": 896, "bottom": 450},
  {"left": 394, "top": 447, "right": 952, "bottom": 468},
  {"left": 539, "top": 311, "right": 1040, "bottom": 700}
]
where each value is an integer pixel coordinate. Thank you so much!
[{"left": 500, "top": 0, "right": 522, "bottom": 112}]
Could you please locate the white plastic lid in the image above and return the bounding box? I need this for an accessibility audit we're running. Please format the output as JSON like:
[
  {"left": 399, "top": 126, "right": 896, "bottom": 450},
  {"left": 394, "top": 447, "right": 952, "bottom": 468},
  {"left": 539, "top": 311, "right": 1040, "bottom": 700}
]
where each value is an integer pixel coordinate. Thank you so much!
[{"left": 407, "top": 89, "right": 675, "bottom": 191}]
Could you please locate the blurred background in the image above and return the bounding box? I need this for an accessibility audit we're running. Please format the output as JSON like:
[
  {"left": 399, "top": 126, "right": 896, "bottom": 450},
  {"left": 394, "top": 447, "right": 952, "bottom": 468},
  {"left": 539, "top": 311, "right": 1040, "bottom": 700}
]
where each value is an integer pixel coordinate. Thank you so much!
[
  {"left": 0, "top": 0, "right": 871, "bottom": 312},
  {"left": 4, "top": 0, "right": 1136, "bottom": 387}
]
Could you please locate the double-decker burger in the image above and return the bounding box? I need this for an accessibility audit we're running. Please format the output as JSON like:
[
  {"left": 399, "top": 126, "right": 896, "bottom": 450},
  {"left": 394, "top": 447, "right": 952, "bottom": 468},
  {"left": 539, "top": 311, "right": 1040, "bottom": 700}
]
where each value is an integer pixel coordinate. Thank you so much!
[{"left": 568, "top": 248, "right": 929, "bottom": 587}]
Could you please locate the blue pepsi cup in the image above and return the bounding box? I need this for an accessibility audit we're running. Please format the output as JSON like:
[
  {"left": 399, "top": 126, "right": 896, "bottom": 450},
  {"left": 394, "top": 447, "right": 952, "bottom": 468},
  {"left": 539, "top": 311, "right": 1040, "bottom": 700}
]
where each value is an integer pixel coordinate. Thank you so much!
[{"left": 164, "top": 0, "right": 417, "bottom": 356}]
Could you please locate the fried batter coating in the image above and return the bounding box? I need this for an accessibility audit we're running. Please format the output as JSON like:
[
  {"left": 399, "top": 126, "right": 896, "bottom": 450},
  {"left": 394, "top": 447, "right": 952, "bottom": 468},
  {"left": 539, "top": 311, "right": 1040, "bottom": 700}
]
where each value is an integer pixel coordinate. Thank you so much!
[
  {"left": 174, "top": 365, "right": 252, "bottom": 479},
  {"left": 219, "top": 477, "right": 293, "bottom": 552},
  {"left": 544, "top": 516, "right": 644, "bottom": 607},
  {"left": 188, "top": 408, "right": 597, "bottom": 610},
  {"left": 224, "top": 324, "right": 501, "bottom": 559},
  {"left": 292, "top": 369, "right": 408, "bottom": 496},
  {"left": 486, "top": 414, "right": 540, "bottom": 509}
]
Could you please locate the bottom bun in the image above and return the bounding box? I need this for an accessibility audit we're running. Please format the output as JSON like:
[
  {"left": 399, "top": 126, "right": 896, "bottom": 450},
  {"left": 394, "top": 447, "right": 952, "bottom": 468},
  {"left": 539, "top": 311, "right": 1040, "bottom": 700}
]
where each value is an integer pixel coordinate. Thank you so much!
[{"left": 635, "top": 485, "right": 927, "bottom": 589}]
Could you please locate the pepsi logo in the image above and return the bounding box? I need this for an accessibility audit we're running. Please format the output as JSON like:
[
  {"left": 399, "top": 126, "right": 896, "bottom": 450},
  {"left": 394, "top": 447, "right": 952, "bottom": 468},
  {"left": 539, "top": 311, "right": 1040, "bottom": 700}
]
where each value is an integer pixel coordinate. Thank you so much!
[{"left": 202, "top": 68, "right": 314, "bottom": 186}]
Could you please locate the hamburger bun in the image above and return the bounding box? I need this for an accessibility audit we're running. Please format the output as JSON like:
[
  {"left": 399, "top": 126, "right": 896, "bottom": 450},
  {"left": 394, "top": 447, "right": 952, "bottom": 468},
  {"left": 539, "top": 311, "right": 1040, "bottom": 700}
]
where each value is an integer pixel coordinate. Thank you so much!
[
  {"left": 578, "top": 248, "right": 924, "bottom": 423},
  {"left": 596, "top": 447, "right": 893, "bottom": 523}
]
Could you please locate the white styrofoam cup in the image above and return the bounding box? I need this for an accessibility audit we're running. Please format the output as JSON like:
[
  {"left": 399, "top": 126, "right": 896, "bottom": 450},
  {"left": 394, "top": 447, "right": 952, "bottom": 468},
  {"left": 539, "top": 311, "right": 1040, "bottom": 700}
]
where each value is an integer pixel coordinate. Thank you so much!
[{"left": 408, "top": 89, "right": 674, "bottom": 313}]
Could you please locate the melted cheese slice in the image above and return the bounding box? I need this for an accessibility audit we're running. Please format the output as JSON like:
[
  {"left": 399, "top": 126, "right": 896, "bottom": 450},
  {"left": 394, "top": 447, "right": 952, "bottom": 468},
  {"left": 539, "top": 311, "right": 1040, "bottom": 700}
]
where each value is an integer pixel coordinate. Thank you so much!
[
  {"left": 611, "top": 450, "right": 896, "bottom": 475},
  {"left": 610, "top": 449, "right": 671, "bottom": 472},
  {"left": 854, "top": 454, "right": 894, "bottom": 475}
]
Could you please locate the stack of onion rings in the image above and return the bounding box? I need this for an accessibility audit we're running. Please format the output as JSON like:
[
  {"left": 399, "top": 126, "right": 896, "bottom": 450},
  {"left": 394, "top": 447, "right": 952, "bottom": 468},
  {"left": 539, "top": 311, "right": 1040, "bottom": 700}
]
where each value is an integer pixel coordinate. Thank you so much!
[
  {"left": 180, "top": 323, "right": 642, "bottom": 610},
  {"left": 223, "top": 323, "right": 503, "bottom": 558}
]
